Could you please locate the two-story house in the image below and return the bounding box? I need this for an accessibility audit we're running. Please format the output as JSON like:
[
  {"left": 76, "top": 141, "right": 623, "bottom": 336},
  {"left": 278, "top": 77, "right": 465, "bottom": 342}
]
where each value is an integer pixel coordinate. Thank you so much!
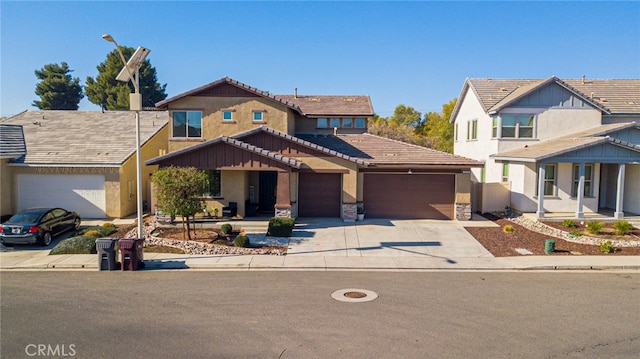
[
  {"left": 147, "top": 77, "right": 483, "bottom": 221},
  {"left": 451, "top": 76, "right": 640, "bottom": 218}
]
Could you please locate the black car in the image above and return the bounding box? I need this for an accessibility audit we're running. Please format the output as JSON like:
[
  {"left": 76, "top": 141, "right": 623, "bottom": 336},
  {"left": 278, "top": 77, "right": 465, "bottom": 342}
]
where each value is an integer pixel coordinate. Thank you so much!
[{"left": 0, "top": 208, "right": 81, "bottom": 246}]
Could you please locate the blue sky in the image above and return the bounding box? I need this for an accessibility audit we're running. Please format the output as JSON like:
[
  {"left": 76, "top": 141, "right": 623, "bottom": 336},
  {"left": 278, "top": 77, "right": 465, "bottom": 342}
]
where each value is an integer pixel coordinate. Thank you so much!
[{"left": 1, "top": 1, "right": 639, "bottom": 118}]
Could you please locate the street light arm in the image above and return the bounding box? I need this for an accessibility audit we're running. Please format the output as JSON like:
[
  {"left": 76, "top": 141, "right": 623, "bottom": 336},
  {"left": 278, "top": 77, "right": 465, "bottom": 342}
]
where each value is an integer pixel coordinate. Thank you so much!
[{"left": 102, "top": 34, "right": 139, "bottom": 93}]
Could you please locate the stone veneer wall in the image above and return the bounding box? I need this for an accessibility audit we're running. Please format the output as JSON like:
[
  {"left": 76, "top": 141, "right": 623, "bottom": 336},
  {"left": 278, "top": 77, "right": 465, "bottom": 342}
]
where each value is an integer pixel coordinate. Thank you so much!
[
  {"left": 275, "top": 207, "right": 292, "bottom": 218},
  {"left": 342, "top": 203, "right": 357, "bottom": 222},
  {"left": 456, "top": 203, "right": 472, "bottom": 220}
]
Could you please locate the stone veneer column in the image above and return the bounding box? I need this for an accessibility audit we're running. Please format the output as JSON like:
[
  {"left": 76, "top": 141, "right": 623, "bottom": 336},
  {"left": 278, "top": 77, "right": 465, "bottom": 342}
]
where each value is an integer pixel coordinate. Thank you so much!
[
  {"left": 274, "top": 171, "right": 292, "bottom": 218},
  {"left": 455, "top": 203, "right": 472, "bottom": 220},
  {"left": 342, "top": 203, "right": 357, "bottom": 222}
]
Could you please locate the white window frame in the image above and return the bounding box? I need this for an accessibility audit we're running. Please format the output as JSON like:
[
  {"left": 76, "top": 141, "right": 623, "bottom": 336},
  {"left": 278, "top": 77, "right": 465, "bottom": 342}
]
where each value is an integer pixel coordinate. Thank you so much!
[{"left": 572, "top": 163, "right": 594, "bottom": 198}]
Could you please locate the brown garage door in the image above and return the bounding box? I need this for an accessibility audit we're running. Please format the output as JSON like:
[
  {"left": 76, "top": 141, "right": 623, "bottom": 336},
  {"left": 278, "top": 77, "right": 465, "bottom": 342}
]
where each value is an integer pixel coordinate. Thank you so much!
[
  {"left": 364, "top": 173, "right": 455, "bottom": 219},
  {"left": 298, "top": 173, "right": 341, "bottom": 217}
]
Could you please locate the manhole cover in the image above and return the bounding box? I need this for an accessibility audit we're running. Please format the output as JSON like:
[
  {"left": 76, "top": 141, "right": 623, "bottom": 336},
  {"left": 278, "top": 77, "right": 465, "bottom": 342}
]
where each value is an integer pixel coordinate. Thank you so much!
[{"left": 331, "top": 288, "right": 378, "bottom": 303}]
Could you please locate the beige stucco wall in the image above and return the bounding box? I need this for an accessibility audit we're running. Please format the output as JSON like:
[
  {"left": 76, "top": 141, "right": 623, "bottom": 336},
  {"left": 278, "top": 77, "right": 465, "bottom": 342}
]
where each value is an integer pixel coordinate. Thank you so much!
[
  {"left": 0, "top": 160, "right": 15, "bottom": 217},
  {"left": 166, "top": 96, "right": 296, "bottom": 152}
]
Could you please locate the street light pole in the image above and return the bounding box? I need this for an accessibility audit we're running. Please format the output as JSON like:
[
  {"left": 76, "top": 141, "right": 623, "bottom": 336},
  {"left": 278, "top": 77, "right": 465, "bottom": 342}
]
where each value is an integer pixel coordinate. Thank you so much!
[{"left": 102, "top": 34, "right": 146, "bottom": 240}]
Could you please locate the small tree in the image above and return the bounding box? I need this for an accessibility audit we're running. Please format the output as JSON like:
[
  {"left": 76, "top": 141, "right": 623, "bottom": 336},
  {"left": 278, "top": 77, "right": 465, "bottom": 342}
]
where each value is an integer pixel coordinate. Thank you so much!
[
  {"left": 32, "top": 62, "right": 84, "bottom": 110},
  {"left": 151, "top": 166, "right": 208, "bottom": 240}
]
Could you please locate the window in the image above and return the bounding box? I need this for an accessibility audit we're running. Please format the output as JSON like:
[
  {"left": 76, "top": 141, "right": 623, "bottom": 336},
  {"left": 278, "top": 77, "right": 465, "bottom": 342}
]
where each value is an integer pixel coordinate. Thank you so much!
[
  {"left": 454, "top": 123, "right": 459, "bottom": 141},
  {"left": 329, "top": 118, "right": 341, "bottom": 128},
  {"left": 572, "top": 164, "right": 593, "bottom": 197},
  {"left": 172, "top": 111, "right": 202, "bottom": 138},
  {"left": 480, "top": 167, "right": 486, "bottom": 183},
  {"left": 206, "top": 170, "right": 221, "bottom": 197},
  {"left": 223, "top": 111, "right": 233, "bottom": 122},
  {"left": 537, "top": 164, "right": 557, "bottom": 196},
  {"left": 492, "top": 116, "right": 498, "bottom": 138},
  {"left": 502, "top": 162, "right": 509, "bottom": 182},
  {"left": 342, "top": 118, "right": 353, "bottom": 128},
  {"left": 355, "top": 118, "right": 366, "bottom": 128},
  {"left": 253, "top": 111, "right": 264, "bottom": 122},
  {"left": 500, "top": 115, "right": 534, "bottom": 138},
  {"left": 317, "top": 118, "right": 328, "bottom": 128},
  {"left": 467, "top": 119, "right": 478, "bottom": 140}
]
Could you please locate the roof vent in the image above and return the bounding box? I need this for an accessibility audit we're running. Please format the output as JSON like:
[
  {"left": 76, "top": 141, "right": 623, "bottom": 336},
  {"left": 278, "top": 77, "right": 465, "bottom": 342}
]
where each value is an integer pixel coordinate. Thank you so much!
[
  {"left": 582, "top": 74, "right": 586, "bottom": 84},
  {"left": 383, "top": 153, "right": 398, "bottom": 157},
  {"left": 499, "top": 87, "right": 508, "bottom": 92},
  {"left": 309, "top": 98, "right": 320, "bottom": 102},
  {"left": 294, "top": 87, "right": 298, "bottom": 99},
  {"left": 343, "top": 98, "right": 356, "bottom": 102}
]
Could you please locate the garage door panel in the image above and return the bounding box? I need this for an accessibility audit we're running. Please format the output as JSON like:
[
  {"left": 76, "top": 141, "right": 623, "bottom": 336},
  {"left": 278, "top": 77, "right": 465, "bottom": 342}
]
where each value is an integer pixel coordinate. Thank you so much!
[
  {"left": 298, "top": 173, "right": 341, "bottom": 217},
  {"left": 364, "top": 174, "right": 454, "bottom": 219},
  {"left": 18, "top": 174, "right": 106, "bottom": 218}
]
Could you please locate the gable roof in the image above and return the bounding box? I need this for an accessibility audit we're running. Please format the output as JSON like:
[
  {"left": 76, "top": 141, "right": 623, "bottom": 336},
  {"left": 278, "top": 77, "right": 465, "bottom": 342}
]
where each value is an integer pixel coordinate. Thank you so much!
[
  {"left": 491, "top": 122, "right": 640, "bottom": 162},
  {"left": 146, "top": 135, "right": 303, "bottom": 169},
  {"left": 0, "top": 123, "right": 27, "bottom": 159},
  {"left": 297, "top": 133, "right": 484, "bottom": 168},
  {"left": 451, "top": 77, "right": 640, "bottom": 122},
  {"left": 2, "top": 110, "right": 168, "bottom": 166},
  {"left": 155, "top": 76, "right": 374, "bottom": 117}
]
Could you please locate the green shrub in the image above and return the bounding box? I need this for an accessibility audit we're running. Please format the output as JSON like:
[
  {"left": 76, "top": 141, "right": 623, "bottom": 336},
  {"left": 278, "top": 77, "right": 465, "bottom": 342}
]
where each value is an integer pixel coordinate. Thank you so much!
[
  {"left": 78, "top": 225, "right": 116, "bottom": 237},
  {"left": 234, "top": 235, "right": 250, "bottom": 248},
  {"left": 586, "top": 220, "right": 603, "bottom": 235},
  {"left": 84, "top": 230, "right": 101, "bottom": 237},
  {"left": 268, "top": 217, "right": 295, "bottom": 237},
  {"left": 599, "top": 240, "right": 616, "bottom": 253},
  {"left": 502, "top": 225, "right": 515, "bottom": 233},
  {"left": 613, "top": 220, "right": 633, "bottom": 235},
  {"left": 50, "top": 236, "right": 98, "bottom": 255},
  {"left": 568, "top": 230, "right": 583, "bottom": 237},
  {"left": 562, "top": 219, "right": 576, "bottom": 228},
  {"left": 102, "top": 222, "right": 114, "bottom": 227},
  {"left": 220, "top": 224, "right": 233, "bottom": 235}
]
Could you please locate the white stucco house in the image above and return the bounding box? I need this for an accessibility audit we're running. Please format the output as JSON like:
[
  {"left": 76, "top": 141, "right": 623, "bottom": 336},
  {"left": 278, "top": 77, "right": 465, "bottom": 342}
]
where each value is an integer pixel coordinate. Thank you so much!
[{"left": 450, "top": 76, "right": 640, "bottom": 218}]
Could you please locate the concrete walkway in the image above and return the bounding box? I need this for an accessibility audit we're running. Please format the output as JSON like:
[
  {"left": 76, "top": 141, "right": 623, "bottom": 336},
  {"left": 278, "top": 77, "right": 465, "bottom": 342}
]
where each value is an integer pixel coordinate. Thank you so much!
[{"left": 1, "top": 217, "right": 638, "bottom": 271}]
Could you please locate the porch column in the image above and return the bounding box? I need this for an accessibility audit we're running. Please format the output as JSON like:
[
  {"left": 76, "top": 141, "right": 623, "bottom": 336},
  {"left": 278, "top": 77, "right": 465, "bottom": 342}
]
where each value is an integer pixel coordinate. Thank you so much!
[
  {"left": 536, "top": 163, "right": 546, "bottom": 218},
  {"left": 274, "top": 171, "right": 292, "bottom": 218},
  {"left": 614, "top": 164, "right": 626, "bottom": 219},
  {"left": 575, "top": 162, "right": 585, "bottom": 218}
]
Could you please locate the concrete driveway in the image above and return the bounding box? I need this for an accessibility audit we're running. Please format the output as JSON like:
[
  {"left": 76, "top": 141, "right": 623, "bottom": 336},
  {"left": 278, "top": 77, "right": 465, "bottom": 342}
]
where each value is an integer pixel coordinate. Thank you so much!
[{"left": 287, "top": 218, "right": 493, "bottom": 259}]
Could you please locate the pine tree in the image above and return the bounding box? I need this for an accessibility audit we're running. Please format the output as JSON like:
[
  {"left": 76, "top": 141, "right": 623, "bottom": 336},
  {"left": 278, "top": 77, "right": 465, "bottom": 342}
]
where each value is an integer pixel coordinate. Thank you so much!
[{"left": 32, "top": 62, "right": 84, "bottom": 110}]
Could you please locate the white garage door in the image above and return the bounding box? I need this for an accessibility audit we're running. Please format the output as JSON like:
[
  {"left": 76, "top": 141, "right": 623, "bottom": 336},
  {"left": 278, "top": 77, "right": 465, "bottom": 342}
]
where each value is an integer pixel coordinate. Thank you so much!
[{"left": 18, "top": 174, "right": 106, "bottom": 218}]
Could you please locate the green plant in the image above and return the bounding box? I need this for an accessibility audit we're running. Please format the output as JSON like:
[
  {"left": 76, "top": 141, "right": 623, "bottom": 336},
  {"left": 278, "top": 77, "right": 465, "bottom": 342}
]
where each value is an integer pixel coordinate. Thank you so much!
[
  {"left": 599, "top": 240, "right": 616, "bottom": 253},
  {"left": 502, "top": 225, "right": 515, "bottom": 233},
  {"left": 562, "top": 219, "right": 576, "bottom": 228},
  {"left": 102, "top": 222, "right": 114, "bottom": 227},
  {"left": 84, "top": 230, "right": 101, "bottom": 237},
  {"left": 613, "top": 220, "right": 633, "bottom": 235},
  {"left": 586, "top": 220, "right": 603, "bottom": 235},
  {"left": 50, "top": 236, "right": 98, "bottom": 255},
  {"left": 78, "top": 225, "right": 116, "bottom": 237},
  {"left": 268, "top": 217, "right": 295, "bottom": 237},
  {"left": 357, "top": 207, "right": 365, "bottom": 214},
  {"left": 568, "top": 230, "right": 583, "bottom": 237},
  {"left": 220, "top": 223, "right": 233, "bottom": 235},
  {"left": 234, "top": 235, "right": 250, "bottom": 248}
]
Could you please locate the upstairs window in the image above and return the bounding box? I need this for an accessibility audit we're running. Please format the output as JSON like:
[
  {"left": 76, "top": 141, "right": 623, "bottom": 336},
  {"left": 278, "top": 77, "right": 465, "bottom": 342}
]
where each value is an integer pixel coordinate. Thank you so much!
[
  {"left": 500, "top": 115, "right": 534, "bottom": 138},
  {"left": 172, "top": 111, "right": 202, "bottom": 138},
  {"left": 492, "top": 116, "right": 498, "bottom": 138},
  {"left": 454, "top": 123, "right": 459, "bottom": 142},
  {"left": 253, "top": 111, "right": 264, "bottom": 122},
  {"left": 355, "top": 118, "right": 366, "bottom": 128},
  {"left": 317, "top": 118, "right": 328, "bottom": 128},
  {"left": 223, "top": 111, "right": 234, "bottom": 122},
  {"left": 342, "top": 118, "right": 353, "bottom": 128},
  {"left": 467, "top": 119, "right": 478, "bottom": 140},
  {"left": 329, "top": 118, "right": 341, "bottom": 128}
]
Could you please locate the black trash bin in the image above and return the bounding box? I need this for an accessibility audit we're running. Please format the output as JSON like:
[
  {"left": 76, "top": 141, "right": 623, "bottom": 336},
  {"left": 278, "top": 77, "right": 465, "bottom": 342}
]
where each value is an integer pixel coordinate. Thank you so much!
[
  {"left": 119, "top": 238, "right": 145, "bottom": 271},
  {"left": 95, "top": 238, "right": 118, "bottom": 271}
]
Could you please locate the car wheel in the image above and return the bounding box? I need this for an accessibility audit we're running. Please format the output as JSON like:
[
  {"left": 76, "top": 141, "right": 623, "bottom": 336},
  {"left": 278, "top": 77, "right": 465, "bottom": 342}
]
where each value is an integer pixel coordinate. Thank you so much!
[
  {"left": 74, "top": 218, "right": 81, "bottom": 230},
  {"left": 41, "top": 232, "right": 52, "bottom": 246}
]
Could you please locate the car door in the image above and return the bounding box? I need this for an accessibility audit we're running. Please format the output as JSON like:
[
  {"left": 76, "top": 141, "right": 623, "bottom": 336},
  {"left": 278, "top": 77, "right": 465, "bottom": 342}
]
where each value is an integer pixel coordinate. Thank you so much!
[
  {"left": 40, "top": 211, "right": 59, "bottom": 235},
  {"left": 51, "top": 209, "right": 72, "bottom": 234}
]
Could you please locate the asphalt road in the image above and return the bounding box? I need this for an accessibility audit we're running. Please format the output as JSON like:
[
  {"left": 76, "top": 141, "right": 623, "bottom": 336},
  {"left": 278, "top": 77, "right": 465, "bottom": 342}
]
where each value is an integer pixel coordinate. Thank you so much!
[{"left": 1, "top": 271, "right": 638, "bottom": 358}]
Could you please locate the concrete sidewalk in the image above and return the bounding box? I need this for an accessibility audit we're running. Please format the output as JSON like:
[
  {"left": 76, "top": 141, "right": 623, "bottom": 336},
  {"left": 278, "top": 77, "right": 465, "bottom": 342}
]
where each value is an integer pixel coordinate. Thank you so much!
[{"left": 1, "top": 217, "right": 638, "bottom": 271}]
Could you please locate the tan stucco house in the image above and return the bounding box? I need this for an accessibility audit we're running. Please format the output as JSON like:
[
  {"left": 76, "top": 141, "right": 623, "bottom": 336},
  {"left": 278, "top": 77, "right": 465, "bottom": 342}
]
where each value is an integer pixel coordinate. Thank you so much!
[
  {"left": 0, "top": 110, "right": 168, "bottom": 219},
  {"left": 147, "top": 77, "right": 482, "bottom": 221}
]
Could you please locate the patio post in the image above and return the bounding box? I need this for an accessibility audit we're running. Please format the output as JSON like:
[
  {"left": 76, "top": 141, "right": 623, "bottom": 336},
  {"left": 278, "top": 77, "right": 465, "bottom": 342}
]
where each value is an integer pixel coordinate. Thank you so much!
[
  {"left": 274, "top": 171, "right": 292, "bottom": 218},
  {"left": 536, "top": 163, "right": 546, "bottom": 218},
  {"left": 575, "top": 162, "right": 585, "bottom": 218},
  {"left": 614, "top": 164, "right": 625, "bottom": 219}
]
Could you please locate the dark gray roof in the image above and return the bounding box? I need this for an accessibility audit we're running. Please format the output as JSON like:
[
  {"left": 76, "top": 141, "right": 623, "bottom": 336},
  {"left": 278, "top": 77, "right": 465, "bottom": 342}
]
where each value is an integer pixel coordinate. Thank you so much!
[
  {"left": 0, "top": 123, "right": 27, "bottom": 159},
  {"left": 2, "top": 110, "right": 168, "bottom": 166}
]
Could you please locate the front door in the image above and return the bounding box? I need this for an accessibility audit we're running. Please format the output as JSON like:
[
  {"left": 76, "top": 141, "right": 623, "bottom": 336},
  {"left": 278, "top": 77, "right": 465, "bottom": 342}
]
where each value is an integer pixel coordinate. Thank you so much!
[{"left": 259, "top": 171, "right": 277, "bottom": 213}]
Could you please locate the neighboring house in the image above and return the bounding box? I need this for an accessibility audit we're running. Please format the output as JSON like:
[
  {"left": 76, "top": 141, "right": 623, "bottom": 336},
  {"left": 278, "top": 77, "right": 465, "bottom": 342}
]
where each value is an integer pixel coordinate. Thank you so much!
[
  {"left": 0, "top": 111, "right": 168, "bottom": 219},
  {"left": 450, "top": 76, "right": 640, "bottom": 218},
  {"left": 0, "top": 124, "right": 27, "bottom": 219},
  {"left": 147, "top": 77, "right": 482, "bottom": 221}
]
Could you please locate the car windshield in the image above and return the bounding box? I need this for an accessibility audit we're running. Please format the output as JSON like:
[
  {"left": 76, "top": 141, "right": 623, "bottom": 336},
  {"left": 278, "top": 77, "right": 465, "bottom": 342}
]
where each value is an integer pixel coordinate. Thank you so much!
[{"left": 7, "top": 211, "right": 44, "bottom": 224}]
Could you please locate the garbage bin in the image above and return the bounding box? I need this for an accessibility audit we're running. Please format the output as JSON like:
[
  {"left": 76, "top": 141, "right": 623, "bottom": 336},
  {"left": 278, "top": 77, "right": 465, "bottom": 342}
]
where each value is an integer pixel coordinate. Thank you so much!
[
  {"left": 96, "top": 238, "right": 118, "bottom": 271},
  {"left": 544, "top": 239, "right": 555, "bottom": 254},
  {"left": 119, "top": 238, "right": 145, "bottom": 271}
]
